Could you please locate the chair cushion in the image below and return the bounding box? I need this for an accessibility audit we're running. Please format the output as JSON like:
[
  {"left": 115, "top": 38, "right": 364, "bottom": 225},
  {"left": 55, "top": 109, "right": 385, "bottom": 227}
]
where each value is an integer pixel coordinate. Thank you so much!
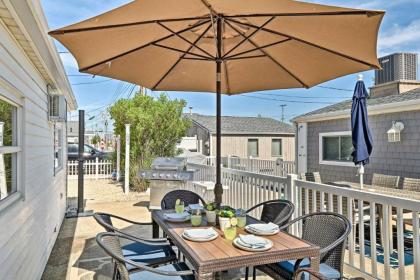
[
  {"left": 276, "top": 259, "right": 340, "bottom": 279},
  {"left": 122, "top": 242, "right": 176, "bottom": 270},
  {"left": 129, "top": 262, "right": 194, "bottom": 280}
]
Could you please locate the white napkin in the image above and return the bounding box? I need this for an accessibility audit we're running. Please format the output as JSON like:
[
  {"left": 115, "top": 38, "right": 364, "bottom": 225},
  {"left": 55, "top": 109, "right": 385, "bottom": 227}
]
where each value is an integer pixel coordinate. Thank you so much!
[
  {"left": 238, "top": 234, "right": 268, "bottom": 249},
  {"left": 248, "top": 222, "right": 279, "bottom": 233},
  {"left": 184, "top": 228, "right": 217, "bottom": 239},
  {"left": 164, "top": 212, "right": 190, "bottom": 220}
]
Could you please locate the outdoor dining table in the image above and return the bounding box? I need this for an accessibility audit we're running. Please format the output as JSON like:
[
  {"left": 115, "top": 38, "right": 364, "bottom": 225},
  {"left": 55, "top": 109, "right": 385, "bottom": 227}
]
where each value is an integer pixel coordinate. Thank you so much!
[{"left": 152, "top": 210, "right": 320, "bottom": 280}]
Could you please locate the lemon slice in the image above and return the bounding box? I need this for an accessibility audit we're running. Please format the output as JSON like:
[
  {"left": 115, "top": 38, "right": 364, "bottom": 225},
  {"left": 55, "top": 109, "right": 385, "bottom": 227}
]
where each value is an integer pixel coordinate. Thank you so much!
[
  {"left": 175, "top": 199, "right": 181, "bottom": 205},
  {"left": 230, "top": 217, "right": 238, "bottom": 227}
]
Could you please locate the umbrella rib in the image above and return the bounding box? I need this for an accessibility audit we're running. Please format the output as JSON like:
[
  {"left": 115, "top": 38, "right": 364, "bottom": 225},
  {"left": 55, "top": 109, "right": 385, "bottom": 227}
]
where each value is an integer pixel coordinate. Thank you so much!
[
  {"left": 225, "top": 20, "right": 309, "bottom": 88},
  {"left": 225, "top": 55, "right": 267, "bottom": 61},
  {"left": 152, "top": 43, "right": 213, "bottom": 60},
  {"left": 221, "top": 19, "right": 230, "bottom": 93},
  {"left": 156, "top": 22, "right": 215, "bottom": 59},
  {"left": 223, "top": 16, "right": 275, "bottom": 58},
  {"left": 151, "top": 24, "right": 213, "bottom": 90},
  {"left": 224, "top": 11, "right": 383, "bottom": 18},
  {"left": 49, "top": 16, "right": 211, "bottom": 35},
  {"left": 223, "top": 38, "right": 291, "bottom": 60},
  {"left": 228, "top": 18, "right": 380, "bottom": 69},
  {"left": 78, "top": 19, "right": 210, "bottom": 72}
]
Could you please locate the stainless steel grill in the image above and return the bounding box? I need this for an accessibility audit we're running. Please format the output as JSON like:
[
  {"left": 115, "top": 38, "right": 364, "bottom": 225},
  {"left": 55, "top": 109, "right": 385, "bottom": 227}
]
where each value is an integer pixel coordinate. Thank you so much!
[{"left": 139, "top": 157, "right": 194, "bottom": 209}]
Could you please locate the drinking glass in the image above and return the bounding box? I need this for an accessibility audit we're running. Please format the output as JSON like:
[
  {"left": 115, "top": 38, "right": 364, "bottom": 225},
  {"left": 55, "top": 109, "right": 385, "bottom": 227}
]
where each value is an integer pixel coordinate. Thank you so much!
[
  {"left": 191, "top": 209, "right": 202, "bottom": 227},
  {"left": 224, "top": 226, "right": 237, "bottom": 240},
  {"left": 175, "top": 201, "right": 185, "bottom": 214},
  {"left": 236, "top": 209, "right": 247, "bottom": 228}
]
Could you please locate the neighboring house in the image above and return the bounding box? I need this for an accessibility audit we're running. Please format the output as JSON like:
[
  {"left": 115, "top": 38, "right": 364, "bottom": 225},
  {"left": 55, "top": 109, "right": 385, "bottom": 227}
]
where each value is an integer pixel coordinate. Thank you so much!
[
  {"left": 0, "top": 1, "right": 76, "bottom": 279},
  {"left": 185, "top": 113, "right": 295, "bottom": 161},
  {"left": 293, "top": 79, "right": 420, "bottom": 185}
]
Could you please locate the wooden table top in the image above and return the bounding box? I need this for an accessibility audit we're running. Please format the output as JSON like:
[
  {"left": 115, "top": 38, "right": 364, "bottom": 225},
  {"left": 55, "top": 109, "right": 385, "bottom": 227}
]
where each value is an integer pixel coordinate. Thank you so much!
[
  {"left": 331, "top": 181, "right": 420, "bottom": 201},
  {"left": 152, "top": 210, "right": 320, "bottom": 275}
]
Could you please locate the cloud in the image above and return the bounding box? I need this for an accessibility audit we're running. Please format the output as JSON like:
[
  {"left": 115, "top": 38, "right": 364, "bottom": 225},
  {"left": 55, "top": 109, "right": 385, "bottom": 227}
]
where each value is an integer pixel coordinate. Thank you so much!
[
  {"left": 59, "top": 53, "right": 79, "bottom": 70},
  {"left": 378, "top": 19, "right": 420, "bottom": 53}
]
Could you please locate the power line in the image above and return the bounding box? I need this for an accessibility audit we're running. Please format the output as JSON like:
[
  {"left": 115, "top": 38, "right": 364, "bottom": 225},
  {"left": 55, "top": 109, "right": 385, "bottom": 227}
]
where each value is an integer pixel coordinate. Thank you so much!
[
  {"left": 71, "top": 78, "right": 113, "bottom": 85},
  {"left": 316, "top": 85, "right": 353, "bottom": 92},
  {"left": 240, "top": 94, "right": 337, "bottom": 104},
  {"left": 252, "top": 92, "right": 350, "bottom": 99}
]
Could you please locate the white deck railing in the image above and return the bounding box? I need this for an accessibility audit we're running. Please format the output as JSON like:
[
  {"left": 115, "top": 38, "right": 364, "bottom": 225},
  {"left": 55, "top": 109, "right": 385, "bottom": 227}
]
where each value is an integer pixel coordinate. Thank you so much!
[
  {"left": 205, "top": 156, "right": 295, "bottom": 177},
  {"left": 187, "top": 163, "right": 420, "bottom": 280},
  {"left": 67, "top": 158, "right": 114, "bottom": 180}
]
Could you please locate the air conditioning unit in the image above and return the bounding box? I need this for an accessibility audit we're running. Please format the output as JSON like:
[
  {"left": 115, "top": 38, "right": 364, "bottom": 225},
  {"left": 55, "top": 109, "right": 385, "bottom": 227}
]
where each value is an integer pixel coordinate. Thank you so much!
[{"left": 49, "top": 95, "right": 67, "bottom": 122}]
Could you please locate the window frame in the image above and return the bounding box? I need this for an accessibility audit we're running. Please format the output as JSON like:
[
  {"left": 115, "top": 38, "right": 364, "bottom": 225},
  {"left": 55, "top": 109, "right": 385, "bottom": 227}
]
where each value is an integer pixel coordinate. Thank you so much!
[
  {"left": 271, "top": 138, "right": 283, "bottom": 157},
  {"left": 319, "top": 131, "right": 354, "bottom": 167},
  {"left": 0, "top": 88, "right": 24, "bottom": 211},
  {"left": 247, "top": 138, "right": 259, "bottom": 158},
  {"left": 54, "top": 124, "right": 64, "bottom": 174}
]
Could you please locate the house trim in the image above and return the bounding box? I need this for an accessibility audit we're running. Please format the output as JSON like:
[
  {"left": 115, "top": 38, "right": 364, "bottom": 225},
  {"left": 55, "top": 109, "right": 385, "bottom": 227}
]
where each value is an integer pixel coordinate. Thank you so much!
[
  {"left": 293, "top": 98, "right": 420, "bottom": 123},
  {"left": 319, "top": 131, "right": 354, "bottom": 167}
]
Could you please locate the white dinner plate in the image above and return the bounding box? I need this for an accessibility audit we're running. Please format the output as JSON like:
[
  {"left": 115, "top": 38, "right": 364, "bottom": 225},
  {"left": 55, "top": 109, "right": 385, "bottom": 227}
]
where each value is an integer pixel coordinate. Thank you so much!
[
  {"left": 181, "top": 231, "right": 219, "bottom": 242},
  {"left": 164, "top": 213, "right": 191, "bottom": 223},
  {"left": 245, "top": 225, "right": 280, "bottom": 236},
  {"left": 233, "top": 237, "right": 273, "bottom": 252}
]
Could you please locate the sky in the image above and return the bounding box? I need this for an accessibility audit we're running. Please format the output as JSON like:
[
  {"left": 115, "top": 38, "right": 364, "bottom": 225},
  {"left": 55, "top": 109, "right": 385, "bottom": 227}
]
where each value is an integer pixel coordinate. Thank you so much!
[{"left": 40, "top": 0, "right": 420, "bottom": 131}]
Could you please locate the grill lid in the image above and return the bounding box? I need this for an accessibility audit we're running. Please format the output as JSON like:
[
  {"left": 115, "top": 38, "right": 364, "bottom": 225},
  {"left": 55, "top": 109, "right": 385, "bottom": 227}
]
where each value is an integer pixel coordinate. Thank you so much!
[{"left": 151, "top": 157, "right": 187, "bottom": 170}]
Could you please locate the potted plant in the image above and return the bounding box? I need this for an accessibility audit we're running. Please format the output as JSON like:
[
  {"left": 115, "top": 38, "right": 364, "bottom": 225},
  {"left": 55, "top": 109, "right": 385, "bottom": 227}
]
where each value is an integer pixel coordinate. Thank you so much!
[
  {"left": 218, "top": 208, "right": 235, "bottom": 231},
  {"left": 205, "top": 202, "right": 217, "bottom": 225}
]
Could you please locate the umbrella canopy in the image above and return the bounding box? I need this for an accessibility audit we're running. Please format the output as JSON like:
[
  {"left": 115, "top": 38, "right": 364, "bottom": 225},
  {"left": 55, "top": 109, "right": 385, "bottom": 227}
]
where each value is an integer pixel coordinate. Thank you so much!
[
  {"left": 351, "top": 79, "right": 373, "bottom": 166},
  {"left": 49, "top": 0, "right": 384, "bottom": 205}
]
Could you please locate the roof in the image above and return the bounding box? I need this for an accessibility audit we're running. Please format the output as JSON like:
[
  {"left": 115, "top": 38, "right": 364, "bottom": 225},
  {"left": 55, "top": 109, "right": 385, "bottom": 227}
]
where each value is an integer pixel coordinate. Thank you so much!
[
  {"left": 294, "top": 87, "right": 420, "bottom": 122},
  {"left": 187, "top": 114, "right": 295, "bottom": 135}
]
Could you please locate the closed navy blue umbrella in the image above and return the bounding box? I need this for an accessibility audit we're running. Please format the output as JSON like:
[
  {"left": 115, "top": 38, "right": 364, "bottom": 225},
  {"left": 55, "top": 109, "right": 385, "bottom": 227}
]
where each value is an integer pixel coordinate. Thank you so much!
[{"left": 351, "top": 76, "right": 373, "bottom": 188}]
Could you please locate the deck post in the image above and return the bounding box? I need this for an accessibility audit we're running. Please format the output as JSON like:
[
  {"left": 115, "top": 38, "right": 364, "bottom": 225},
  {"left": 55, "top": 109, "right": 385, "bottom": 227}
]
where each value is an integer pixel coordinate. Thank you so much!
[
  {"left": 286, "top": 174, "right": 298, "bottom": 235},
  {"left": 124, "top": 124, "right": 130, "bottom": 194},
  {"left": 116, "top": 135, "right": 121, "bottom": 181},
  {"left": 77, "top": 110, "right": 85, "bottom": 213}
]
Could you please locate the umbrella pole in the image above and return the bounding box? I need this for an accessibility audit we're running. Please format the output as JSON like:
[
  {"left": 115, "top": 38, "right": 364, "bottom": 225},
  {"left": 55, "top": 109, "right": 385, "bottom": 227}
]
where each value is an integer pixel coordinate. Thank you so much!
[
  {"left": 215, "top": 17, "right": 223, "bottom": 208},
  {"left": 359, "top": 164, "right": 364, "bottom": 189}
]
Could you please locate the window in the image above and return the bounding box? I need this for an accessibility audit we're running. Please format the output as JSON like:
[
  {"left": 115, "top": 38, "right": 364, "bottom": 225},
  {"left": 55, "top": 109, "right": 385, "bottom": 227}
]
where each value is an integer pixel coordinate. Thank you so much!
[
  {"left": 0, "top": 98, "right": 19, "bottom": 202},
  {"left": 319, "top": 132, "right": 353, "bottom": 166},
  {"left": 54, "top": 126, "right": 63, "bottom": 172},
  {"left": 271, "top": 139, "right": 282, "bottom": 157},
  {"left": 247, "top": 139, "right": 259, "bottom": 157}
]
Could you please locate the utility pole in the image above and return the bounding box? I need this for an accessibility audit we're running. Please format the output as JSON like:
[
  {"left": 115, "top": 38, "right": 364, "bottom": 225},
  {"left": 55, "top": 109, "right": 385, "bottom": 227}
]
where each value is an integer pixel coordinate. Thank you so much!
[{"left": 280, "top": 104, "right": 287, "bottom": 123}]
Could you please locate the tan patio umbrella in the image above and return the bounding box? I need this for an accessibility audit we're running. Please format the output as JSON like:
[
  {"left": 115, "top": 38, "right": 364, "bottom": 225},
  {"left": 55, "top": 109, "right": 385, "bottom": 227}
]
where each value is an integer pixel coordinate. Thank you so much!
[{"left": 49, "top": 0, "right": 384, "bottom": 206}]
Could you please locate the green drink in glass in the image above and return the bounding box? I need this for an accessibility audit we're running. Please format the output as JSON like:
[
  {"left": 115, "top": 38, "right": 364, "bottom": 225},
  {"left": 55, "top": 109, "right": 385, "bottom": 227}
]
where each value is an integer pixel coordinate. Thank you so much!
[
  {"left": 191, "top": 210, "right": 202, "bottom": 227},
  {"left": 175, "top": 199, "right": 185, "bottom": 214},
  {"left": 224, "top": 218, "right": 237, "bottom": 240},
  {"left": 236, "top": 209, "right": 247, "bottom": 228}
]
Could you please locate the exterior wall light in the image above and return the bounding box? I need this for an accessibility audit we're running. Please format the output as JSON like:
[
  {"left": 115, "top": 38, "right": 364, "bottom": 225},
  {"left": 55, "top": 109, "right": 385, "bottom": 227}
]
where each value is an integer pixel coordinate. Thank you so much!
[{"left": 387, "top": 121, "right": 404, "bottom": 143}]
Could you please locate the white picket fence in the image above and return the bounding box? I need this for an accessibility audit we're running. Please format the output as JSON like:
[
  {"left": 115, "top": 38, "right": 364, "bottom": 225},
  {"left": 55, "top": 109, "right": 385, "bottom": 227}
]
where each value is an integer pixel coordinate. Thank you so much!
[
  {"left": 205, "top": 156, "right": 295, "bottom": 177},
  {"left": 187, "top": 163, "right": 420, "bottom": 280},
  {"left": 67, "top": 158, "right": 114, "bottom": 180}
]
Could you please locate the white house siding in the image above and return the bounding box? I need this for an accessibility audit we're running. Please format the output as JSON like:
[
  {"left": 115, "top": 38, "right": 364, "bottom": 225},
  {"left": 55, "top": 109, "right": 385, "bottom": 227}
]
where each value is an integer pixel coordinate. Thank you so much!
[
  {"left": 304, "top": 110, "right": 420, "bottom": 185},
  {"left": 0, "top": 5, "right": 72, "bottom": 280},
  {"left": 211, "top": 134, "right": 295, "bottom": 161}
]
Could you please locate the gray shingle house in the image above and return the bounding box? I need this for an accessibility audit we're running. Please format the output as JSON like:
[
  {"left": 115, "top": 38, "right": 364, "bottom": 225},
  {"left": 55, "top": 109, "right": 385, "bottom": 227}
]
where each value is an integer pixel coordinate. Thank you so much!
[
  {"left": 184, "top": 114, "right": 295, "bottom": 161},
  {"left": 293, "top": 80, "right": 420, "bottom": 185}
]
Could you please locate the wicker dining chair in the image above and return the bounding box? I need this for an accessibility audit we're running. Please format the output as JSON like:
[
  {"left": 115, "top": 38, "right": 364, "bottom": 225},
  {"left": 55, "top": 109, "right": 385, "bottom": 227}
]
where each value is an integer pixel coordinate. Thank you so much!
[
  {"left": 161, "top": 190, "right": 206, "bottom": 210},
  {"left": 371, "top": 173, "right": 400, "bottom": 189},
  {"left": 245, "top": 200, "right": 295, "bottom": 280},
  {"left": 93, "top": 212, "right": 176, "bottom": 272},
  {"left": 300, "top": 172, "right": 322, "bottom": 183},
  {"left": 96, "top": 232, "right": 195, "bottom": 280},
  {"left": 294, "top": 268, "right": 328, "bottom": 280},
  {"left": 402, "top": 177, "right": 420, "bottom": 192},
  {"left": 255, "top": 212, "right": 351, "bottom": 280}
]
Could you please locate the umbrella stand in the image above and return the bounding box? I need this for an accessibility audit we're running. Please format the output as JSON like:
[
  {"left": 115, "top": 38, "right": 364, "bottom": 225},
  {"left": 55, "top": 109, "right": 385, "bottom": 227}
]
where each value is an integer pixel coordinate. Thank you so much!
[
  {"left": 359, "top": 164, "right": 364, "bottom": 189},
  {"left": 215, "top": 16, "right": 223, "bottom": 207}
]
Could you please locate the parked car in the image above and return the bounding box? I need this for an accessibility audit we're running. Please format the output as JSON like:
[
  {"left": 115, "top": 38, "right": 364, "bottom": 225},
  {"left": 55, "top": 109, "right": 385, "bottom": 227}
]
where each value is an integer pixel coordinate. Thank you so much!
[{"left": 68, "top": 144, "right": 110, "bottom": 161}]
